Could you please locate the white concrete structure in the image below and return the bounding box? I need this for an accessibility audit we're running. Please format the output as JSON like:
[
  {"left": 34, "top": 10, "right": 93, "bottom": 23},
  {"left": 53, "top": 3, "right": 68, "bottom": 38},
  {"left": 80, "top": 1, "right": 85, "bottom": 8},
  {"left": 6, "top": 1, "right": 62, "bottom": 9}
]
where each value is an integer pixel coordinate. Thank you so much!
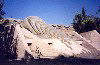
[{"left": 11, "top": 16, "right": 100, "bottom": 60}]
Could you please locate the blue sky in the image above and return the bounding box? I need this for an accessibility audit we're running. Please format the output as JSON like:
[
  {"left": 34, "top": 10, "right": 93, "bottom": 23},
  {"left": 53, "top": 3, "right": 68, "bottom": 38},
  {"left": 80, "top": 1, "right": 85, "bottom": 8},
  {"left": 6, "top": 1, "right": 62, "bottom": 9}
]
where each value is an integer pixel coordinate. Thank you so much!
[{"left": 3, "top": 0, "right": 100, "bottom": 25}]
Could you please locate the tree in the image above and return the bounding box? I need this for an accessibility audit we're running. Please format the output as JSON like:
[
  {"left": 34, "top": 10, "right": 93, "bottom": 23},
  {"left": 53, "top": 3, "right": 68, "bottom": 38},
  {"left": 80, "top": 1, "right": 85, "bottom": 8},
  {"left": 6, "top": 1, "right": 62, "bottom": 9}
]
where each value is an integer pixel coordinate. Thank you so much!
[
  {"left": 0, "top": 0, "right": 5, "bottom": 19},
  {"left": 72, "top": 7, "right": 100, "bottom": 33}
]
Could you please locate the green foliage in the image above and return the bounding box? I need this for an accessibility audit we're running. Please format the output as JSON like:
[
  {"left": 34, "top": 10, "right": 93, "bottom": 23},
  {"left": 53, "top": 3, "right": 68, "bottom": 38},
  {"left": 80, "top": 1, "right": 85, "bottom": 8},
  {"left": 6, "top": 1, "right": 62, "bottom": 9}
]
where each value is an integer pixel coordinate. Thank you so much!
[
  {"left": 0, "top": 0, "right": 5, "bottom": 19},
  {"left": 72, "top": 7, "right": 100, "bottom": 33}
]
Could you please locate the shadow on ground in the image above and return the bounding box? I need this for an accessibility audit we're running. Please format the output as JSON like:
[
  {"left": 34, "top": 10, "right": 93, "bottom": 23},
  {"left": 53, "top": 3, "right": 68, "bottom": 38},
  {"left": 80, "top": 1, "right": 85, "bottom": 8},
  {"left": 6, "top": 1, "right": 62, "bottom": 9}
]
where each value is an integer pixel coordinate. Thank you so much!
[{"left": 0, "top": 57, "right": 100, "bottom": 65}]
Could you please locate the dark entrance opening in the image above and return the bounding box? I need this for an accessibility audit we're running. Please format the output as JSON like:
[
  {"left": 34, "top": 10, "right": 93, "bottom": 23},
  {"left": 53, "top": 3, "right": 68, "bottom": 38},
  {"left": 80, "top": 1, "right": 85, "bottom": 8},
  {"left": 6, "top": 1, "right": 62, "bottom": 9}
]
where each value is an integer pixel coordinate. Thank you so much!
[
  {"left": 48, "top": 43, "right": 52, "bottom": 45},
  {"left": 27, "top": 43, "right": 32, "bottom": 46}
]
